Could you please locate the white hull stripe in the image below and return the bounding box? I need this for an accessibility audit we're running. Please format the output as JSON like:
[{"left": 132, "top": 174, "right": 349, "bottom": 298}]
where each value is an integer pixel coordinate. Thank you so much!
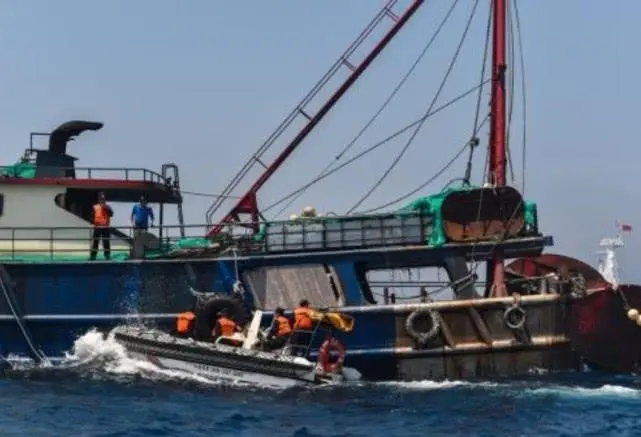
[{"left": 133, "top": 352, "right": 314, "bottom": 389}]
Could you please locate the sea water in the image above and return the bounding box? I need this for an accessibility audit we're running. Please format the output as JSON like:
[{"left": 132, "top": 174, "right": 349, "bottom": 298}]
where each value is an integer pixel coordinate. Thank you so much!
[{"left": 0, "top": 329, "right": 639, "bottom": 437}]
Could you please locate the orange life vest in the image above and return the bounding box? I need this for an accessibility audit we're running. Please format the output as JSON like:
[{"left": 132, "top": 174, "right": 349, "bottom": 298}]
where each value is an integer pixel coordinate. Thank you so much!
[
  {"left": 93, "top": 203, "right": 110, "bottom": 226},
  {"left": 294, "top": 307, "right": 313, "bottom": 330},
  {"left": 215, "top": 317, "right": 238, "bottom": 337},
  {"left": 176, "top": 311, "right": 196, "bottom": 334},
  {"left": 275, "top": 315, "right": 292, "bottom": 336}
]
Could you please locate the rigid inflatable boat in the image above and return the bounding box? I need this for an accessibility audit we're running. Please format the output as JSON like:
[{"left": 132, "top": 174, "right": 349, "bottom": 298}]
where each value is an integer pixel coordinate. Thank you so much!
[{"left": 112, "top": 309, "right": 362, "bottom": 388}]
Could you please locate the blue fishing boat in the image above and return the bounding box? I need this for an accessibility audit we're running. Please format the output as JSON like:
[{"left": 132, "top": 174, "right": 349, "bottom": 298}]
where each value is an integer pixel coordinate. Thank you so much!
[{"left": 1, "top": 0, "right": 640, "bottom": 379}]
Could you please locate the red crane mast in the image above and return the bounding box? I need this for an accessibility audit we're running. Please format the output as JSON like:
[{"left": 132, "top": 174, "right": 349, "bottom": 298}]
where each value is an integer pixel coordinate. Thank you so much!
[
  {"left": 206, "top": 1, "right": 425, "bottom": 238},
  {"left": 488, "top": 0, "right": 508, "bottom": 297}
]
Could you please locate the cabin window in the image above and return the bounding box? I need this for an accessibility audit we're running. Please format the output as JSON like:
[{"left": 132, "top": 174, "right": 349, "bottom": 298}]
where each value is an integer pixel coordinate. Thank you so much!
[{"left": 0, "top": 194, "right": 4, "bottom": 216}]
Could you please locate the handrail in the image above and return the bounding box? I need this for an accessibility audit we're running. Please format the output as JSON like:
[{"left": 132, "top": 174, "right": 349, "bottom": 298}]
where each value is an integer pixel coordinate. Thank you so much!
[
  {"left": 0, "top": 165, "right": 169, "bottom": 184},
  {"left": 0, "top": 212, "right": 434, "bottom": 261},
  {"left": 0, "top": 209, "right": 541, "bottom": 261}
]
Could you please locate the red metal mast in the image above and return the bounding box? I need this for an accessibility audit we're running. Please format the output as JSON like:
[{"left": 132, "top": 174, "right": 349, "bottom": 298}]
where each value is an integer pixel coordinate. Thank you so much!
[
  {"left": 488, "top": 0, "right": 508, "bottom": 297},
  {"left": 206, "top": 0, "right": 424, "bottom": 238}
]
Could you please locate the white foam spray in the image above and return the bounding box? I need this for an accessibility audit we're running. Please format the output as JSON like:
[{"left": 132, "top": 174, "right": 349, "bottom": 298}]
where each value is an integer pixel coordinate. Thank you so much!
[{"left": 61, "top": 328, "right": 246, "bottom": 387}]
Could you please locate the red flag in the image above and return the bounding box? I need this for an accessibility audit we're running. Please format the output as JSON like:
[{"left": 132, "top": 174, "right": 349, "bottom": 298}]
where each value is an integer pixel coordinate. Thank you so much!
[{"left": 621, "top": 223, "right": 632, "bottom": 232}]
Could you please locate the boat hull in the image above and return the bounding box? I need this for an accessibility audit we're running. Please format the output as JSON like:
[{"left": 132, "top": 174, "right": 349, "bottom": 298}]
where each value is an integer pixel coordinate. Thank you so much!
[
  {"left": 0, "top": 255, "right": 639, "bottom": 381},
  {"left": 130, "top": 352, "right": 316, "bottom": 389},
  {"left": 112, "top": 327, "right": 349, "bottom": 388},
  {"left": 569, "top": 285, "right": 641, "bottom": 373}
]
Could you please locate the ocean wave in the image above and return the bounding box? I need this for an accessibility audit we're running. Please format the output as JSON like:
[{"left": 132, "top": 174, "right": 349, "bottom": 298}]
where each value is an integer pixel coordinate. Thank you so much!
[{"left": 524, "top": 383, "right": 641, "bottom": 398}]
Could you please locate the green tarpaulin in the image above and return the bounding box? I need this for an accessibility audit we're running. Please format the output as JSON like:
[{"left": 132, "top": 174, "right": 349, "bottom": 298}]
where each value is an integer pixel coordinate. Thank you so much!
[{"left": 2, "top": 161, "right": 36, "bottom": 178}]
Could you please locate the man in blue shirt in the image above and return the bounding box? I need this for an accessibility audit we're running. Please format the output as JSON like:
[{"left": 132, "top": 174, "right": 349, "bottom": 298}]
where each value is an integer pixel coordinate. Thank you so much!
[{"left": 130, "top": 196, "right": 154, "bottom": 234}]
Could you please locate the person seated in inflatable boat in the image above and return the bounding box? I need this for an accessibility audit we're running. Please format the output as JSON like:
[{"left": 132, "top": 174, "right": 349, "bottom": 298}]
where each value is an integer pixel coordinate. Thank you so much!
[
  {"left": 261, "top": 307, "right": 293, "bottom": 351},
  {"left": 173, "top": 308, "right": 197, "bottom": 338},
  {"left": 212, "top": 308, "right": 244, "bottom": 346}
]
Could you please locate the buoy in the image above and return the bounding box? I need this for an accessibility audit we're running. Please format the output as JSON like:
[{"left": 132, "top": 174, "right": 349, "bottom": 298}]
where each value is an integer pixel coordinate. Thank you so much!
[{"left": 627, "top": 308, "right": 639, "bottom": 320}]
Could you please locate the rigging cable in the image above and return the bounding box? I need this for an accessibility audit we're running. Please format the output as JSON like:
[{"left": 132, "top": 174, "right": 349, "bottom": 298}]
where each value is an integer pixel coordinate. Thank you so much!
[
  {"left": 513, "top": 0, "right": 528, "bottom": 194},
  {"left": 346, "top": 0, "right": 481, "bottom": 214},
  {"left": 270, "top": 0, "right": 462, "bottom": 220},
  {"left": 464, "top": 1, "right": 492, "bottom": 274},
  {"left": 505, "top": 0, "right": 516, "bottom": 184},
  {"left": 464, "top": 0, "right": 492, "bottom": 186},
  {"left": 182, "top": 190, "right": 241, "bottom": 199},
  {"left": 359, "top": 113, "right": 489, "bottom": 214},
  {"left": 261, "top": 80, "right": 490, "bottom": 214}
]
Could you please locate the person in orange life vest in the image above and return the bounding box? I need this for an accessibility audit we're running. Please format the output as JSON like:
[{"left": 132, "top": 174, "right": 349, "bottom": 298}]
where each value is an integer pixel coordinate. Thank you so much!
[
  {"left": 90, "top": 192, "right": 114, "bottom": 260},
  {"left": 174, "top": 310, "right": 197, "bottom": 338},
  {"left": 262, "top": 307, "right": 292, "bottom": 351},
  {"left": 291, "top": 299, "right": 315, "bottom": 356},
  {"left": 212, "top": 308, "right": 242, "bottom": 343}
]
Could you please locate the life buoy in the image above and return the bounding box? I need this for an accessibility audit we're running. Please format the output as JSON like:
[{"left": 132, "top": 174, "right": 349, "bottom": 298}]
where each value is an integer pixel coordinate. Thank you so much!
[
  {"left": 317, "top": 337, "right": 346, "bottom": 374},
  {"left": 503, "top": 305, "right": 527, "bottom": 330},
  {"left": 405, "top": 309, "right": 440, "bottom": 346}
]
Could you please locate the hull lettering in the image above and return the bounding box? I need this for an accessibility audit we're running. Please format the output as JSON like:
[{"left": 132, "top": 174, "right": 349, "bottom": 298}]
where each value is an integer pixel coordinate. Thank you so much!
[{"left": 193, "top": 362, "right": 244, "bottom": 378}]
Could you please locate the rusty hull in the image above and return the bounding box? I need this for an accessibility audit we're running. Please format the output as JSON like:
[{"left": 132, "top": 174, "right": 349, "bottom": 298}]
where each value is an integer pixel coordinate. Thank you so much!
[
  {"left": 388, "top": 294, "right": 581, "bottom": 380},
  {"left": 569, "top": 284, "right": 641, "bottom": 373}
]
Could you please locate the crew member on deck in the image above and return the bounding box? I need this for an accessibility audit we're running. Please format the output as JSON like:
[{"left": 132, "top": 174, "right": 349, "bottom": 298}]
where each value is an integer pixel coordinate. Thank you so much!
[
  {"left": 291, "top": 299, "right": 315, "bottom": 355},
  {"left": 212, "top": 308, "right": 242, "bottom": 345},
  {"left": 130, "top": 196, "right": 154, "bottom": 235},
  {"left": 90, "top": 192, "right": 114, "bottom": 260},
  {"left": 175, "top": 310, "right": 197, "bottom": 338},
  {"left": 262, "top": 307, "right": 292, "bottom": 351}
]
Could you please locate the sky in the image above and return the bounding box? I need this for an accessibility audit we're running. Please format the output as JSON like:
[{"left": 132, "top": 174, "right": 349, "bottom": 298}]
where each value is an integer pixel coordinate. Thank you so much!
[{"left": 0, "top": 1, "right": 640, "bottom": 281}]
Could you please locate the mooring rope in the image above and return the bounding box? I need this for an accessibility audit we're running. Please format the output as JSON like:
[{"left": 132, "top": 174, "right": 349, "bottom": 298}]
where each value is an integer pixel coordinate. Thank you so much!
[{"left": 0, "top": 267, "right": 47, "bottom": 365}]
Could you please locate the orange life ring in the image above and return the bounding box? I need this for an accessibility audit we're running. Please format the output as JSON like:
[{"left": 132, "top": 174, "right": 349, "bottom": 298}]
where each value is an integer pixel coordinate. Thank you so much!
[{"left": 318, "top": 337, "right": 346, "bottom": 374}]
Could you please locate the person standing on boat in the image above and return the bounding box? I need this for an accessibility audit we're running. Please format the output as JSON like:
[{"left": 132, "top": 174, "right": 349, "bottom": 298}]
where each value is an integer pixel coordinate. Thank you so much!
[
  {"left": 130, "top": 196, "right": 154, "bottom": 235},
  {"left": 212, "top": 308, "right": 242, "bottom": 345},
  {"left": 291, "top": 299, "right": 314, "bottom": 356},
  {"left": 262, "top": 307, "right": 292, "bottom": 351},
  {"left": 90, "top": 192, "right": 113, "bottom": 260}
]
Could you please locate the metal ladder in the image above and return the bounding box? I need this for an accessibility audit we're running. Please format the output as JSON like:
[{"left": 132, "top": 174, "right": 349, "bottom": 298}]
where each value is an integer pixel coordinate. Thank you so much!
[
  {"left": 281, "top": 321, "right": 325, "bottom": 358},
  {"left": 0, "top": 265, "right": 45, "bottom": 365},
  {"left": 205, "top": 0, "right": 424, "bottom": 236},
  {"left": 162, "top": 163, "right": 185, "bottom": 238}
]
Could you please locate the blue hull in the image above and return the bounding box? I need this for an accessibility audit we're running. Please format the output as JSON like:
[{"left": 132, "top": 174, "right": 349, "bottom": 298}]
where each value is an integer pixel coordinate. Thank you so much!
[
  {"left": 0, "top": 260, "right": 206, "bottom": 360},
  {"left": 0, "top": 257, "right": 410, "bottom": 376},
  {"left": 0, "top": 235, "right": 577, "bottom": 380}
]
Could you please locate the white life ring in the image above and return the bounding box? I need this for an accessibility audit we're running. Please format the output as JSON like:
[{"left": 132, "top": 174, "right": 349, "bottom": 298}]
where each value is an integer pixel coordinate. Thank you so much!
[
  {"left": 503, "top": 305, "right": 527, "bottom": 330},
  {"left": 405, "top": 309, "right": 440, "bottom": 346}
]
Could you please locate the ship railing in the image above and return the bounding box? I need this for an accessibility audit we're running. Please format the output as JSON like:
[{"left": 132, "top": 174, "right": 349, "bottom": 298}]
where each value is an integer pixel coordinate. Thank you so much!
[
  {"left": 0, "top": 224, "right": 207, "bottom": 262},
  {"left": 0, "top": 165, "right": 169, "bottom": 184},
  {"left": 0, "top": 223, "right": 253, "bottom": 261},
  {"left": 254, "top": 211, "right": 435, "bottom": 254},
  {"left": 0, "top": 209, "right": 538, "bottom": 261}
]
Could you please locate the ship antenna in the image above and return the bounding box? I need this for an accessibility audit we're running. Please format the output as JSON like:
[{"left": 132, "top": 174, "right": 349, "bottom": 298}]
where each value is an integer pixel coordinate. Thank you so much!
[{"left": 487, "top": 0, "right": 508, "bottom": 297}]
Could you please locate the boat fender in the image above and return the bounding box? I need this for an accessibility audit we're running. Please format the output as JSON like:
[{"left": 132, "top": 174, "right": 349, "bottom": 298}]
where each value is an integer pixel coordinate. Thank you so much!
[
  {"left": 317, "top": 337, "right": 346, "bottom": 375},
  {"left": 405, "top": 309, "right": 440, "bottom": 346},
  {"left": 503, "top": 305, "right": 527, "bottom": 330}
]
